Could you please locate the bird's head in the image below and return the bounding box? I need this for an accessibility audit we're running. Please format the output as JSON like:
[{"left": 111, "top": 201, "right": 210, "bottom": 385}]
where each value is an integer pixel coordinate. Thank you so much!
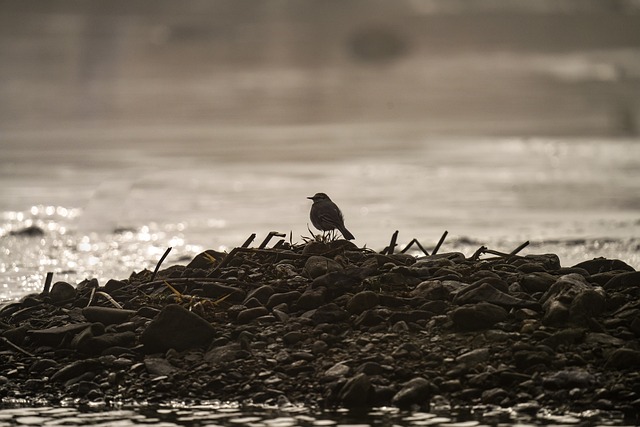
[{"left": 307, "top": 192, "right": 331, "bottom": 202}]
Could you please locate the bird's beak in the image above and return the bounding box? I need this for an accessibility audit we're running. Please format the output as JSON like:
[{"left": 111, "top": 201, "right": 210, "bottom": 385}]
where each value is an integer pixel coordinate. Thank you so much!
[{"left": 307, "top": 196, "right": 313, "bottom": 200}]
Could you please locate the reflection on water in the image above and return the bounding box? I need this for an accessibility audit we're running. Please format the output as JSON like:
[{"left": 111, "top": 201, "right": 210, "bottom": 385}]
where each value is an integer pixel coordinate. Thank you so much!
[{"left": 0, "top": 401, "right": 631, "bottom": 426}]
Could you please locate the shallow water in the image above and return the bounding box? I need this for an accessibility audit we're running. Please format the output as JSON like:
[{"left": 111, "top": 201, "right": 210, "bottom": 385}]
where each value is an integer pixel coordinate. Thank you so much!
[{"left": 0, "top": 402, "right": 634, "bottom": 427}]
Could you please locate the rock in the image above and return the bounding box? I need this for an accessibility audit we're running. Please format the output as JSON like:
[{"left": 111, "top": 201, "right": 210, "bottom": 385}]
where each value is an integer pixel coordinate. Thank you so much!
[
  {"left": 520, "top": 272, "right": 557, "bottom": 293},
  {"left": 186, "top": 250, "right": 226, "bottom": 269},
  {"left": 266, "top": 291, "right": 302, "bottom": 309},
  {"left": 283, "top": 331, "right": 305, "bottom": 345},
  {"left": 338, "top": 373, "right": 371, "bottom": 407},
  {"left": 200, "top": 282, "right": 245, "bottom": 303},
  {"left": 573, "top": 257, "right": 635, "bottom": 274},
  {"left": 543, "top": 369, "right": 596, "bottom": 389},
  {"left": 456, "top": 348, "right": 490, "bottom": 367},
  {"left": 324, "top": 362, "right": 350, "bottom": 379},
  {"left": 304, "top": 256, "right": 343, "bottom": 279},
  {"left": 77, "top": 331, "right": 136, "bottom": 355},
  {"left": 204, "top": 343, "right": 245, "bottom": 365},
  {"left": 82, "top": 307, "right": 136, "bottom": 325},
  {"left": 306, "top": 303, "right": 349, "bottom": 325},
  {"left": 605, "top": 348, "right": 640, "bottom": 369},
  {"left": 450, "top": 303, "right": 508, "bottom": 331},
  {"left": 454, "top": 283, "right": 539, "bottom": 309},
  {"left": 27, "top": 322, "right": 92, "bottom": 347},
  {"left": 49, "top": 281, "right": 76, "bottom": 304},
  {"left": 410, "top": 280, "right": 451, "bottom": 300},
  {"left": 296, "top": 288, "right": 326, "bottom": 310},
  {"left": 392, "top": 377, "right": 434, "bottom": 408},
  {"left": 9, "top": 225, "right": 45, "bottom": 237},
  {"left": 144, "top": 357, "right": 178, "bottom": 376},
  {"left": 236, "top": 307, "right": 269, "bottom": 324},
  {"left": 51, "top": 359, "right": 102, "bottom": 383},
  {"left": 140, "top": 304, "right": 216, "bottom": 353},
  {"left": 346, "top": 291, "right": 379, "bottom": 314},
  {"left": 541, "top": 274, "right": 606, "bottom": 326},
  {"left": 523, "top": 254, "right": 561, "bottom": 270},
  {"left": 244, "top": 285, "right": 275, "bottom": 305},
  {"left": 604, "top": 271, "right": 640, "bottom": 291}
]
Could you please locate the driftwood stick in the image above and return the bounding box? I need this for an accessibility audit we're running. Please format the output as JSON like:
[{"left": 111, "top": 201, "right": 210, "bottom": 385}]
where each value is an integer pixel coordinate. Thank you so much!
[
  {"left": 241, "top": 233, "right": 256, "bottom": 248},
  {"left": 382, "top": 230, "right": 399, "bottom": 255},
  {"left": 42, "top": 272, "right": 54, "bottom": 295},
  {"left": 151, "top": 247, "right": 172, "bottom": 282},
  {"left": 432, "top": 230, "right": 448, "bottom": 256},
  {"left": 400, "top": 239, "right": 430, "bottom": 256},
  {"left": 259, "top": 232, "right": 286, "bottom": 249},
  {"left": 0, "top": 337, "right": 34, "bottom": 357},
  {"left": 510, "top": 240, "right": 530, "bottom": 255}
]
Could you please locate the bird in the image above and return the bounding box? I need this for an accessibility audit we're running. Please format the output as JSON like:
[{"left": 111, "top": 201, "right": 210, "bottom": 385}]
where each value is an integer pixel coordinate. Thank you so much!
[{"left": 307, "top": 192, "right": 355, "bottom": 240}]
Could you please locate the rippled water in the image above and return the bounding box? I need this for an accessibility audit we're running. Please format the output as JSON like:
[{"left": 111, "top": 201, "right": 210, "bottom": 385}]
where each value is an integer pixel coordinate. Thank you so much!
[{"left": 0, "top": 402, "right": 633, "bottom": 427}]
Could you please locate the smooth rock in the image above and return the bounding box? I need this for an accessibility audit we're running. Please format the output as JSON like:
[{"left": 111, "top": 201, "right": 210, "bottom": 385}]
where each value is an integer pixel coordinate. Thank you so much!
[
  {"left": 605, "top": 348, "right": 640, "bottom": 369},
  {"left": 266, "top": 291, "right": 302, "bottom": 309},
  {"left": 454, "top": 283, "right": 539, "bottom": 309},
  {"left": 573, "top": 257, "right": 635, "bottom": 274},
  {"left": 77, "top": 331, "right": 136, "bottom": 355},
  {"left": 49, "top": 281, "right": 76, "bottom": 304},
  {"left": 141, "top": 304, "right": 216, "bottom": 353},
  {"left": 450, "top": 302, "right": 508, "bottom": 331},
  {"left": 237, "top": 307, "right": 269, "bottom": 324},
  {"left": 28, "top": 322, "right": 92, "bottom": 347},
  {"left": 346, "top": 291, "right": 379, "bottom": 314},
  {"left": 392, "top": 377, "right": 434, "bottom": 408},
  {"left": 304, "top": 256, "right": 343, "bottom": 279},
  {"left": 296, "top": 287, "right": 327, "bottom": 310},
  {"left": 338, "top": 373, "right": 371, "bottom": 407},
  {"left": 144, "top": 357, "right": 178, "bottom": 376},
  {"left": 325, "top": 362, "right": 350, "bottom": 379},
  {"left": 51, "top": 359, "right": 102, "bottom": 382},
  {"left": 82, "top": 306, "right": 136, "bottom": 325}
]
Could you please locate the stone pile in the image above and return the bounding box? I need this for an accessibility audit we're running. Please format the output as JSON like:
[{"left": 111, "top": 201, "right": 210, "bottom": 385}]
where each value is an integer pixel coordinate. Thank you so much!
[{"left": 1, "top": 239, "right": 639, "bottom": 417}]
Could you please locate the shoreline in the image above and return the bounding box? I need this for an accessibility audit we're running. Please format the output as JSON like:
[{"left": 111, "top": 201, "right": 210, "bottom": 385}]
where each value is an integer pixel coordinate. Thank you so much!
[{"left": 1, "top": 237, "right": 639, "bottom": 422}]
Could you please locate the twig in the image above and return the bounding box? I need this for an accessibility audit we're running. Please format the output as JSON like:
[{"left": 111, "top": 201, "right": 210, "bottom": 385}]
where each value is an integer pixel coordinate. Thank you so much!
[
  {"left": 259, "top": 232, "right": 286, "bottom": 249},
  {"left": 42, "top": 272, "right": 54, "bottom": 295},
  {"left": 432, "top": 230, "right": 448, "bottom": 256},
  {"left": 0, "top": 337, "right": 34, "bottom": 357},
  {"left": 241, "top": 233, "right": 256, "bottom": 248},
  {"left": 510, "top": 240, "right": 530, "bottom": 255},
  {"left": 382, "top": 230, "right": 399, "bottom": 255},
  {"left": 86, "top": 286, "right": 97, "bottom": 307},
  {"left": 400, "top": 239, "right": 430, "bottom": 256},
  {"left": 151, "top": 247, "right": 172, "bottom": 282},
  {"left": 94, "top": 291, "right": 123, "bottom": 309}
]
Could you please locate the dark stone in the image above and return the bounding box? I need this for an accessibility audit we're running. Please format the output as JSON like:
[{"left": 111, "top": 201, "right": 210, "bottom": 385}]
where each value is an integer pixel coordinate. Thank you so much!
[
  {"left": 237, "top": 307, "right": 269, "bottom": 324},
  {"left": 450, "top": 303, "right": 508, "bottom": 331},
  {"left": 454, "top": 283, "right": 539, "bottom": 310},
  {"left": 49, "top": 281, "right": 76, "bottom": 304},
  {"left": 307, "top": 303, "right": 349, "bottom": 325},
  {"left": 144, "top": 357, "right": 178, "bottom": 376},
  {"left": 77, "top": 331, "right": 136, "bottom": 355},
  {"left": 388, "top": 310, "right": 434, "bottom": 324},
  {"left": 103, "top": 279, "right": 127, "bottom": 293},
  {"left": 200, "top": 282, "right": 245, "bottom": 303},
  {"left": 604, "top": 271, "right": 640, "bottom": 291},
  {"left": 541, "top": 274, "right": 606, "bottom": 326},
  {"left": 346, "top": 291, "right": 379, "bottom": 314},
  {"left": 51, "top": 359, "right": 102, "bottom": 382},
  {"left": 573, "top": 257, "right": 635, "bottom": 274},
  {"left": 354, "top": 310, "right": 386, "bottom": 327},
  {"left": 9, "top": 225, "right": 45, "bottom": 237},
  {"left": 245, "top": 285, "right": 275, "bottom": 305},
  {"left": 304, "top": 256, "right": 343, "bottom": 279},
  {"left": 283, "top": 331, "right": 305, "bottom": 345},
  {"left": 520, "top": 272, "right": 557, "bottom": 293},
  {"left": 543, "top": 369, "right": 596, "bottom": 389},
  {"left": 140, "top": 304, "right": 216, "bottom": 352},
  {"left": 605, "top": 348, "right": 640, "bottom": 369},
  {"left": 338, "top": 373, "right": 371, "bottom": 407},
  {"left": 266, "top": 291, "right": 302, "bottom": 309},
  {"left": 186, "top": 250, "right": 226, "bottom": 269},
  {"left": 392, "top": 377, "right": 434, "bottom": 408},
  {"left": 296, "top": 287, "right": 327, "bottom": 310},
  {"left": 82, "top": 306, "right": 136, "bottom": 325},
  {"left": 28, "top": 322, "right": 91, "bottom": 347}
]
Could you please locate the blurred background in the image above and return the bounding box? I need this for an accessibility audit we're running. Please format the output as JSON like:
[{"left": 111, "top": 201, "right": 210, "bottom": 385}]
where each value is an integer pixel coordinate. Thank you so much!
[{"left": 1, "top": 0, "right": 640, "bottom": 300}]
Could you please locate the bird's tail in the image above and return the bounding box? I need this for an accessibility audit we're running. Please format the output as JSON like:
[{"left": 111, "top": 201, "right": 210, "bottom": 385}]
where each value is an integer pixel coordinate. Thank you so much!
[{"left": 339, "top": 226, "right": 355, "bottom": 240}]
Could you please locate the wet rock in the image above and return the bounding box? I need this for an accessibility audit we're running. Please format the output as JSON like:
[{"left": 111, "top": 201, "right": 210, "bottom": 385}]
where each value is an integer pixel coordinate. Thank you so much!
[
  {"left": 82, "top": 306, "right": 136, "bottom": 325},
  {"left": 49, "top": 281, "right": 76, "bottom": 304},
  {"left": 140, "top": 304, "right": 216, "bottom": 353},
  {"left": 543, "top": 369, "right": 596, "bottom": 389},
  {"left": 392, "top": 377, "right": 434, "bottom": 408},
  {"left": 604, "top": 271, "right": 640, "bottom": 291},
  {"left": 51, "top": 359, "right": 102, "bottom": 383},
  {"left": 304, "top": 256, "right": 343, "bottom": 279},
  {"left": 103, "top": 279, "right": 127, "bottom": 293},
  {"left": 9, "top": 225, "right": 45, "bottom": 237},
  {"left": 338, "top": 373, "right": 371, "bottom": 407},
  {"left": 450, "top": 303, "right": 508, "bottom": 331}
]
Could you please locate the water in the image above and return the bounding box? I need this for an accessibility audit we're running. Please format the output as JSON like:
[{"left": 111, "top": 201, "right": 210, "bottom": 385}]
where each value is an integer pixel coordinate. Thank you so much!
[{"left": 1, "top": 1, "right": 640, "bottom": 424}]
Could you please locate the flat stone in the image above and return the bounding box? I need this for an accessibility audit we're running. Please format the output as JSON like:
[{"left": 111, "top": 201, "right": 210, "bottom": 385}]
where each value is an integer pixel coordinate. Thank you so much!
[
  {"left": 450, "top": 302, "right": 508, "bottom": 331},
  {"left": 82, "top": 306, "right": 136, "bottom": 325},
  {"left": 140, "top": 304, "right": 216, "bottom": 353}
]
